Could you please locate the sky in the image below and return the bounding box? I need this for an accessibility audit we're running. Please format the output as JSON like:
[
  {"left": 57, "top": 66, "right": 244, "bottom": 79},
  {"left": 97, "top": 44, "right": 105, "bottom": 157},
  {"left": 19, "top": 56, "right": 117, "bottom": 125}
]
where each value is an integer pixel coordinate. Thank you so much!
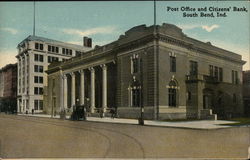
[{"left": 0, "top": 1, "right": 249, "bottom": 70}]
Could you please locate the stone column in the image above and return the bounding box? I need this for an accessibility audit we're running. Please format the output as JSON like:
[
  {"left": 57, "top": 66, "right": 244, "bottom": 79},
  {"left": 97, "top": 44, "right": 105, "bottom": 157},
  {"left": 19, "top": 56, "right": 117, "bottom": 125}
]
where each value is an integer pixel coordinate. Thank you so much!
[
  {"left": 101, "top": 64, "right": 107, "bottom": 113},
  {"left": 60, "top": 74, "right": 64, "bottom": 111},
  {"left": 63, "top": 74, "right": 68, "bottom": 109},
  {"left": 24, "top": 54, "right": 27, "bottom": 94},
  {"left": 197, "top": 81, "right": 204, "bottom": 119},
  {"left": 89, "top": 67, "right": 95, "bottom": 113},
  {"left": 79, "top": 70, "right": 85, "bottom": 105},
  {"left": 70, "top": 72, "right": 76, "bottom": 110}
]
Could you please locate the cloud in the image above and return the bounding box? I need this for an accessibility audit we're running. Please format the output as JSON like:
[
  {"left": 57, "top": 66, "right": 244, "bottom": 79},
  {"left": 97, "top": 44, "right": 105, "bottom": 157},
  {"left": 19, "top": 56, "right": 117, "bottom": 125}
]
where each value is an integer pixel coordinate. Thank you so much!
[
  {"left": 66, "top": 41, "right": 82, "bottom": 45},
  {"left": 177, "top": 24, "right": 220, "bottom": 32},
  {"left": 0, "top": 27, "right": 18, "bottom": 35},
  {"left": 0, "top": 49, "right": 17, "bottom": 68},
  {"left": 177, "top": 24, "right": 200, "bottom": 30},
  {"left": 62, "top": 26, "right": 117, "bottom": 37},
  {"left": 201, "top": 25, "right": 220, "bottom": 32}
]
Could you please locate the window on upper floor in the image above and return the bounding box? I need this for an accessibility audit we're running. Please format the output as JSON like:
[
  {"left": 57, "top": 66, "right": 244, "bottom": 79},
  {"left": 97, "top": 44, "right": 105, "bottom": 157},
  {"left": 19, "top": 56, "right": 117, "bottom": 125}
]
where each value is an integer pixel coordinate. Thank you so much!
[
  {"left": 35, "top": 43, "right": 43, "bottom": 51},
  {"left": 62, "top": 48, "right": 65, "bottom": 54},
  {"left": 214, "top": 66, "right": 218, "bottom": 80},
  {"left": 34, "top": 87, "right": 43, "bottom": 95},
  {"left": 131, "top": 54, "right": 140, "bottom": 74},
  {"left": 34, "top": 65, "right": 43, "bottom": 73},
  {"left": 189, "top": 61, "right": 198, "bottom": 75},
  {"left": 209, "top": 65, "right": 223, "bottom": 82},
  {"left": 170, "top": 56, "right": 176, "bottom": 72},
  {"left": 232, "top": 70, "right": 238, "bottom": 84},
  {"left": 34, "top": 54, "right": 44, "bottom": 62},
  {"left": 209, "top": 65, "right": 213, "bottom": 76},
  {"left": 34, "top": 76, "right": 43, "bottom": 84},
  {"left": 48, "top": 56, "right": 59, "bottom": 63},
  {"left": 219, "top": 67, "right": 223, "bottom": 82}
]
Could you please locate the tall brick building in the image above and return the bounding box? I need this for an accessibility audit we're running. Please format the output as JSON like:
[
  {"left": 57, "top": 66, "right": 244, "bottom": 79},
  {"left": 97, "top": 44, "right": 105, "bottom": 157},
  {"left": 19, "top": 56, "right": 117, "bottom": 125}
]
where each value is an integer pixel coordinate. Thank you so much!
[
  {"left": 0, "top": 63, "right": 17, "bottom": 113},
  {"left": 243, "top": 70, "right": 250, "bottom": 116},
  {"left": 45, "top": 23, "right": 245, "bottom": 120}
]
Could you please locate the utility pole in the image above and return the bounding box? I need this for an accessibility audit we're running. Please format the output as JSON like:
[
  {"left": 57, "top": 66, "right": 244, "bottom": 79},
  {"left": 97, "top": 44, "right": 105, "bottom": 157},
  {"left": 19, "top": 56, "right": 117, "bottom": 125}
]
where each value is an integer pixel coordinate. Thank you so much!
[
  {"left": 33, "top": 1, "right": 36, "bottom": 36},
  {"left": 139, "top": 58, "right": 144, "bottom": 125},
  {"left": 153, "top": 0, "right": 159, "bottom": 120}
]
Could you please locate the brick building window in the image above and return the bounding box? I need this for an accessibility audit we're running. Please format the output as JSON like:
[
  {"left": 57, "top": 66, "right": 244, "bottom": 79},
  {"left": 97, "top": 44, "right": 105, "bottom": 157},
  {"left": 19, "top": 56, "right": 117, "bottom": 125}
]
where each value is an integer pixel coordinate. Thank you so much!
[{"left": 170, "top": 56, "right": 176, "bottom": 72}]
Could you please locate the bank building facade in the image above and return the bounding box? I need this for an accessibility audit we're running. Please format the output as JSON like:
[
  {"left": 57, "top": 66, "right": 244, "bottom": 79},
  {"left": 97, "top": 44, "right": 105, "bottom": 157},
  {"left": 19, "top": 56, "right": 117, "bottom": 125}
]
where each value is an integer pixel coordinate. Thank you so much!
[{"left": 45, "top": 23, "right": 245, "bottom": 120}]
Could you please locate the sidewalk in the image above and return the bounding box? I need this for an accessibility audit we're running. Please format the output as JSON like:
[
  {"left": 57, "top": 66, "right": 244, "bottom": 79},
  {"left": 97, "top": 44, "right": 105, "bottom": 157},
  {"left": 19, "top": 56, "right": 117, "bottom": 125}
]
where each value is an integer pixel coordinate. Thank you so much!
[{"left": 17, "top": 113, "right": 237, "bottom": 129}]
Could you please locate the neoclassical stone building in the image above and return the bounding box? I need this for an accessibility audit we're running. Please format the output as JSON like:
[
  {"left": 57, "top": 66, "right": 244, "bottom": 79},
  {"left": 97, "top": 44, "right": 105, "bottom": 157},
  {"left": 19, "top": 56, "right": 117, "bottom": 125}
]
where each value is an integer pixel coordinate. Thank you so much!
[{"left": 45, "top": 23, "right": 245, "bottom": 120}]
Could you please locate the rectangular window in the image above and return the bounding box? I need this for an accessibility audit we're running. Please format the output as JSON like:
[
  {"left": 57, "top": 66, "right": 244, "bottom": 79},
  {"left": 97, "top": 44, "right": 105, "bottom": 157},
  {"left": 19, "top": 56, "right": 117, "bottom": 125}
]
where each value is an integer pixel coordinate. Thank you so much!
[
  {"left": 39, "top": 76, "right": 43, "bottom": 83},
  {"left": 34, "top": 100, "right": 39, "bottom": 110},
  {"left": 34, "top": 76, "right": 38, "bottom": 83},
  {"left": 69, "top": 49, "right": 72, "bottom": 55},
  {"left": 170, "top": 56, "right": 176, "bottom": 72},
  {"left": 235, "top": 71, "right": 238, "bottom": 84},
  {"left": 34, "top": 87, "right": 43, "bottom": 95},
  {"left": 232, "top": 70, "right": 238, "bottom": 84},
  {"left": 39, "top": 55, "right": 43, "bottom": 62},
  {"left": 190, "top": 61, "right": 198, "bottom": 75},
  {"left": 39, "top": 44, "right": 43, "bottom": 50},
  {"left": 56, "top": 47, "right": 59, "bottom": 53},
  {"left": 34, "top": 54, "right": 39, "bottom": 61},
  {"left": 52, "top": 46, "right": 55, "bottom": 52},
  {"left": 34, "top": 76, "right": 43, "bottom": 83},
  {"left": 219, "top": 67, "right": 223, "bottom": 82},
  {"left": 34, "top": 54, "right": 43, "bottom": 62},
  {"left": 48, "top": 56, "right": 51, "bottom": 63},
  {"left": 34, "top": 87, "right": 39, "bottom": 94},
  {"left": 209, "top": 65, "right": 213, "bottom": 77},
  {"left": 39, "top": 100, "right": 43, "bottom": 110},
  {"left": 34, "top": 65, "right": 43, "bottom": 73},
  {"left": 35, "top": 43, "right": 39, "bottom": 49},
  {"left": 48, "top": 45, "right": 51, "bottom": 52},
  {"left": 132, "top": 58, "right": 139, "bottom": 74},
  {"left": 39, "top": 66, "right": 43, "bottom": 72},
  {"left": 62, "top": 48, "right": 65, "bottom": 54},
  {"left": 214, "top": 66, "right": 218, "bottom": 80}
]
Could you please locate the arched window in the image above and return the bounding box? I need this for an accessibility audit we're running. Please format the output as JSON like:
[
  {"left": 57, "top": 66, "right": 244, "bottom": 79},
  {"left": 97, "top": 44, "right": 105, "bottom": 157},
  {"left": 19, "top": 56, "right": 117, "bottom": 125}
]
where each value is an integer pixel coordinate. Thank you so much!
[{"left": 168, "top": 80, "right": 178, "bottom": 107}]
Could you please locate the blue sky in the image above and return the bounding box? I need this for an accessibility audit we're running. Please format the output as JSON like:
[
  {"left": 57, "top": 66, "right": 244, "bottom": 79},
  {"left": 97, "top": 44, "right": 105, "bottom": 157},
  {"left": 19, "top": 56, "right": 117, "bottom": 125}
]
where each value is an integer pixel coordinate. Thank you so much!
[{"left": 0, "top": 1, "right": 249, "bottom": 70}]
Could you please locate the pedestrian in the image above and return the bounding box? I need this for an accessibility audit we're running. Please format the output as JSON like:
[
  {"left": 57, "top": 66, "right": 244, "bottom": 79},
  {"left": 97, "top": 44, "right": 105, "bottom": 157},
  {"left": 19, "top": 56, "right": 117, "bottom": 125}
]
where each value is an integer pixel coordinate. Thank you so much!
[
  {"left": 110, "top": 109, "right": 115, "bottom": 119},
  {"left": 32, "top": 109, "right": 34, "bottom": 115}
]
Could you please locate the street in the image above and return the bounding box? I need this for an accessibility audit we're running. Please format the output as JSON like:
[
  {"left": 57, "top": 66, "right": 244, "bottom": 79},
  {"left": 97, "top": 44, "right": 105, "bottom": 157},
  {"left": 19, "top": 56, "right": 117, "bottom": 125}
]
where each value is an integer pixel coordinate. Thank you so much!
[{"left": 0, "top": 114, "right": 249, "bottom": 159}]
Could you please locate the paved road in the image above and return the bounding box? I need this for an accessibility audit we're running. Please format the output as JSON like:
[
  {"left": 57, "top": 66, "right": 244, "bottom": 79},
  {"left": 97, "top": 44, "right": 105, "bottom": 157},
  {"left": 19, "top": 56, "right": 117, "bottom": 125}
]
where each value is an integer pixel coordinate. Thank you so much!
[{"left": 0, "top": 114, "right": 249, "bottom": 159}]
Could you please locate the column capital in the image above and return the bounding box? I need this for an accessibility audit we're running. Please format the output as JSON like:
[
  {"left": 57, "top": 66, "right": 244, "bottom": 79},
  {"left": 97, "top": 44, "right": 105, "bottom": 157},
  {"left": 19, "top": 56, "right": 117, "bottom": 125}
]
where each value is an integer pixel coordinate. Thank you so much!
[
  {"left": 100, "top": 64, "right": 107, "bottom": 69},
  {"left": 63, "top": 74, "right": 67, "bottom": 79},
  {"left": 89, "top": 67, "right": 95, "bottom": 72},
  {"left": 79, "top": 69, "right": 85, "bottom": 74},
  {"left": 70, "top": 72, "right": 75, "bottom": 77}
]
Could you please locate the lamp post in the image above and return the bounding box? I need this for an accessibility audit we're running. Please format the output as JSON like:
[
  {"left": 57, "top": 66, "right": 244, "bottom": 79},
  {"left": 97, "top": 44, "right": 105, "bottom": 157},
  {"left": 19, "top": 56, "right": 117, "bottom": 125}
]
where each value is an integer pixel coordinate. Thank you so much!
[{"left": 139, "top": 58, "right": 144, "bottom": 125}]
